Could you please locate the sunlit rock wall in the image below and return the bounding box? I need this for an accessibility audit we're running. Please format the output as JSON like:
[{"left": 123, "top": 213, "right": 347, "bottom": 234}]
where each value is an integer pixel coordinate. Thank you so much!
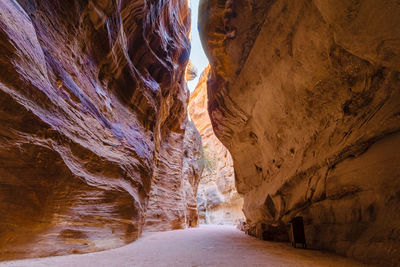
[
  {"left": 199, "top": 0, "right": 400, "bottom": 265},
  {"left": 189, "top": 67, "right": 244, "bottom": 225},
  {"left": 0, "top": 0, "right": 197, "bottom": 260}
]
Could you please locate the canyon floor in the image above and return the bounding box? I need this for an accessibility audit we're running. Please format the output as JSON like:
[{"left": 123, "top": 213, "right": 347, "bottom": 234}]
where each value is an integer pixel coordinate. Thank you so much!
[{"left": 0, "top": 225, "right": 369, "bottom": 267}]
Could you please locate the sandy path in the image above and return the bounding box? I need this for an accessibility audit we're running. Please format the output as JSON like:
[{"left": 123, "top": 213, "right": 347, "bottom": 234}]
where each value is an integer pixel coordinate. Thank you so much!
[{"left": 0, "top": 225, "right": 369, "bottom": 267}]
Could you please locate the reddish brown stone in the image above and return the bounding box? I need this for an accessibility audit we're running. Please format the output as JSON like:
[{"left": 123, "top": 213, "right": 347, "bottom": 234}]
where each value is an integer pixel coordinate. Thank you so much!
[{"left": 0, "top": 0, "right": 199, "bottom": 260}]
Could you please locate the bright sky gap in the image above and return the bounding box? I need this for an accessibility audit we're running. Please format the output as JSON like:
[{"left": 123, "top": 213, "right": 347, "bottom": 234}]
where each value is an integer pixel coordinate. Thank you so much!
[{"left": 188, "top": 0, "right": 209, "bottom": 92}]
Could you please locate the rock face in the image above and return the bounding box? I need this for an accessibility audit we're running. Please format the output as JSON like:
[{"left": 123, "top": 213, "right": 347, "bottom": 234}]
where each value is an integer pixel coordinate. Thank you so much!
[
  {"left": 199, "top": 0, "right": 400, "bottom": 265},
  {"left": 189, "top": 67, "right": 244, "bottom": 225},
  {"left": 181, "top": 120, "right": 203, "bottom": 227},
  {"left": 144, "top": 119, "right": 203, "bottom": 231},
  {"left": 0, "top": 0, "right": 199, "bottom": 261}
]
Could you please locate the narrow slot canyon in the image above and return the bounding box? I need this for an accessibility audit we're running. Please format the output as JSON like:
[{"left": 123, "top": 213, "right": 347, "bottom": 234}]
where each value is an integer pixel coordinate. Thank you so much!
[
  {"left": 0, "top": 0, "right": 399, "bottom": 266},
  {"left": 189, "top": 66, "right": 245, "bottom": 226}
]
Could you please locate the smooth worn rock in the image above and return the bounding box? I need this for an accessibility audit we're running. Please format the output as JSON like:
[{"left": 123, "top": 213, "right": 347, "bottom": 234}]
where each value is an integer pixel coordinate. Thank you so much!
[
  {"left": 199, "top": 0, "right": 400, "bottom": 265},
  {"left": 189, "top": 67, "right": 244, "bottom": 225},
  {"left": 0, "top": 0, "right": 198, "bottom": 261}
]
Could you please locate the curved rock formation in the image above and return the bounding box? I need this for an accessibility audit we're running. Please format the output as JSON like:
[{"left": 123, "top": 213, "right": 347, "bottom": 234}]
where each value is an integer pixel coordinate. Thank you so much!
[
  {"left": 185, "top": 60, "right": 198, "bottom": 82},
  {"left": 0, "top": 0, "right": 199, "bottom": 261},
  {"left": 189, "top": 67, "right": 244, "bottom": 225},
  {"left": 199, "top": 0, "right": 400, "bottom": 265}
]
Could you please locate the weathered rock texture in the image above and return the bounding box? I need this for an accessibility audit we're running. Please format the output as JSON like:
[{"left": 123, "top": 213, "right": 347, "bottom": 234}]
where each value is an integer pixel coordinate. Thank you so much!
[
  {"left": 185, "top": 60, "right": 198, "bottom": 82},
  {"left": 0, "top": 0, "right": 199, "bottom": 261},
  {"left": 189, "top": 67, "right": 244, "bottom": 225},
  {"left": 144, "top": 119, "right": 203, "bottom": 231},
  {"left": 199, "top": 0, "right": 400, "bottom": 265},
  {"left": 181, "top": 120, "right": 203, "bottom": 227}
]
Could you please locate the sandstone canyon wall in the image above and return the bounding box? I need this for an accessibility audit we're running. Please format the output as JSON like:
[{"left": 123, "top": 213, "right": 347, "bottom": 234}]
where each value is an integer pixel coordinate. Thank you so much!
[
  {"left": 181, "top": 120, "right": 203, "bottom": 228},
  {"left": 189, "top": 67, "right": 244, "bottom": 225},
  {"left": 199, "top": 0, "right": 400, "bottom": 265},
  {"left": 144, "top": 119, "right": 203, "bottom": 231},
  {"left": 0, "top": 0, "right": 200, "bottom": 261}
]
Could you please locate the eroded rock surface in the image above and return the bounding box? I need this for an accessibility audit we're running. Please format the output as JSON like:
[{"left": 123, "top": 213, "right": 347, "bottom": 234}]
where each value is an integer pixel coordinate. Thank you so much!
[
  {"left": 182, "top": 120, "right": 203, "bottom": 227},
  {"left": 189, "top": 67, "right": 244, "bottom": 225},
  {"left": 199, "top": 0, "right": 400, "bottom": 265},
  {"left": 144, "top": 119, "right": 203, "bottom": 231},
  {"left": 0, "top": 0, "right": 198, "bottom": 260}
]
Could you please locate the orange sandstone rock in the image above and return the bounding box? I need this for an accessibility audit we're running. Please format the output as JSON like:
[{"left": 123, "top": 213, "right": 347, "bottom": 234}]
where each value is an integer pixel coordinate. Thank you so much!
[
  {"left": 143, "top": 119, "right": 203, "bottom": 231},
  {"left": 200, "top": 0, "right": 400, "bottom": 265}
]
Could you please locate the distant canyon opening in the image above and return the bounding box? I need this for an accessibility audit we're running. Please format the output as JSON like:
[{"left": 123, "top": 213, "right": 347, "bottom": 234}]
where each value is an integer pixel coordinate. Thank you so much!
[
  {"left": 188, "top": 67, "right": 245, "bottom": 225},
  {"left": 187, "top": 0, "right": 245, "bottom": 226}
]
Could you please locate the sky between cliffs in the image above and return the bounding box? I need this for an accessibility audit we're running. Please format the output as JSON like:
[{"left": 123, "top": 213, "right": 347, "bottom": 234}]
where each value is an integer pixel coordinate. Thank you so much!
[{"left": 188, "top": 0, "right": 209, "bottom": 92}]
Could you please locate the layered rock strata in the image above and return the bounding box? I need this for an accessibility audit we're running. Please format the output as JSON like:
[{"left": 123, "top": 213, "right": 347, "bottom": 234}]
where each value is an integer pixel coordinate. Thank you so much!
[
  {"left": 0, "top": 0, "right": 199, "bottom": 260},
  {"left": 189, "top": 67, "right": 244, "bottom": 225},
  {"left": 199, "top": 0, "right": 400, "bottom": 265},
  {"left": 181, "top": 120, "right": 203, "bottom": 227},
  {"left": 144, "top": 119, "right": 203, "bottom": 231}
]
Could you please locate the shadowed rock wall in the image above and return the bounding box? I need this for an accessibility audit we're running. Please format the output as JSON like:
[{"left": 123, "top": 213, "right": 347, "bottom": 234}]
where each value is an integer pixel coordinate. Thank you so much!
[
  {"left": 189, "top": 67, "right": 244, "bottom": 225},
  {"left": 199, "top": 0, "right": 400, "bottom": 265},
  {"left": 0, "top": 0, "right": 199, "bottom": 260},
  {"left": 143, "top": 119, "right": 203, "bottom": 231},
  {"left": 182, "top": 120, "right": 203, "bottom": 227}
]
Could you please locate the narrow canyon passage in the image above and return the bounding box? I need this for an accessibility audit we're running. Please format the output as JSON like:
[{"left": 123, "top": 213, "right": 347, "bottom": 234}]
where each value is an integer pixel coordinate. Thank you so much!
[
  {"left": 0, "top": 225, "right": 366, "bottom": 267},
  {"left": 0, "top": 0, "right": 399, "bottom": 266}
]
